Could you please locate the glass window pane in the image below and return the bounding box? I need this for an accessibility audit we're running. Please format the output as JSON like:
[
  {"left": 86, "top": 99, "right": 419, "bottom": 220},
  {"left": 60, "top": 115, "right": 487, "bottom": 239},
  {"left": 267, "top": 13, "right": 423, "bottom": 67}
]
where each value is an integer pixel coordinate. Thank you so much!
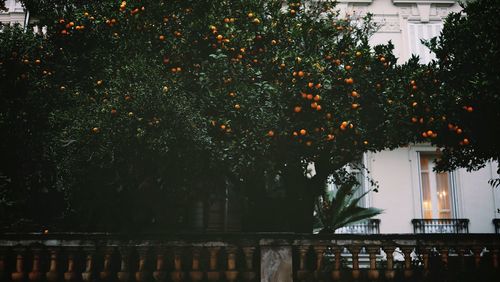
[
  {"left": 436, "top": 172, "right": 452, "bottom": 218},
  {"left": 421, "top": 171, "right": 432, "bottom": 219}
]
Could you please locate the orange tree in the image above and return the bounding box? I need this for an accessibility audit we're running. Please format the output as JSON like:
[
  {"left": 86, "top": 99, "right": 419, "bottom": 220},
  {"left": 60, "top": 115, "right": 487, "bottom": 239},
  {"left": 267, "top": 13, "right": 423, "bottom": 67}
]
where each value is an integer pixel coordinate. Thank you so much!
[
  {"left": 422, "top": 0, "right": 500, "bottom": 187},
  {"left": 1, "top": 0, "right": 426, "bottom": 231}
]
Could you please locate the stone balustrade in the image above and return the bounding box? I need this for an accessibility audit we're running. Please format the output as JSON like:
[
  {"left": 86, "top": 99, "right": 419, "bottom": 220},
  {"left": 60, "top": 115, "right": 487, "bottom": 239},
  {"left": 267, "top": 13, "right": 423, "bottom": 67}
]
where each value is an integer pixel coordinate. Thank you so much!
[{"left": 0, "top": 233, "right": 499, "bottom": 281}]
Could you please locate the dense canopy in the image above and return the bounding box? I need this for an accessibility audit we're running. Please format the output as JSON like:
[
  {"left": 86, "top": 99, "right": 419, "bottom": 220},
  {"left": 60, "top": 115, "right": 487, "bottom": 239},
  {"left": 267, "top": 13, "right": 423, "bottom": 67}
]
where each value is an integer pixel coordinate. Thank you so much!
[{"left": 1, "top": 0, "right": 497, "bottom": 232}]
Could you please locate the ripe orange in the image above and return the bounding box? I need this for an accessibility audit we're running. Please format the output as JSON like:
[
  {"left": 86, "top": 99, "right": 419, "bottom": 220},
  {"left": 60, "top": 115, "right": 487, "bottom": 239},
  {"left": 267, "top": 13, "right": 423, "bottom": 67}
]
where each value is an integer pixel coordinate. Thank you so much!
[
  {"left": 159, "top": 35, "right": 165, "bottom": 41},
  {"left": 306, "top": 94, "right": 313, "bottom": 100},
  {"left": 298, "top": 71, "right": 304, "bottom": 77},
  {"left": 327, "top": 134, "right": 335, "bottom": 141},
  {"left": 310, "top": 102, "right": 318, "bottom": 109},
  {"left": 300, "top": 129, "right": 307, "bottom": 135},
  {"left": 308, "top": 82, "right": 314, "bottom": 88},
  {"left": 351, "top": 103, "right": 359, "bottom": 109},
  {"left": 351, "top": 91, "right": 359, "bottom": 98},
  {"left": 294, "top": 106, "right": 302, "bottom": 113},
  {"left": 316, "top": 105, "right": 322, "bottom": 111},
  {"left": 234, "top": 104, "right": 240, "bottom": 110},
  {"left": 345, "top": 78, "right": 354, "bottom": 84},
  {"left": 267, "top": 130, "right": 275, "bottom": 137},
  {"left": 463, "top": 138, "right": 469, "bottom": 145},
  {"left": 313, "top": 95, "right": 321, "bottom": 101},
  {"left": 92, "top": 127, "right": 99, "bottom": 133},
  {"left": 345, "top": 65, "right": 352, "bottom": 71}
]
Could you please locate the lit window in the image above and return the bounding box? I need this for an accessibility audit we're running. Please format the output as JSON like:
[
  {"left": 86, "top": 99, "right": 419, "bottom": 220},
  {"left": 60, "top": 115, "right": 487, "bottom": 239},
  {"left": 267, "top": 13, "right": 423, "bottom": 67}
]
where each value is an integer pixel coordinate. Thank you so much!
[{"left": 419, "top": 153, "right": 454, "bottom": 219}]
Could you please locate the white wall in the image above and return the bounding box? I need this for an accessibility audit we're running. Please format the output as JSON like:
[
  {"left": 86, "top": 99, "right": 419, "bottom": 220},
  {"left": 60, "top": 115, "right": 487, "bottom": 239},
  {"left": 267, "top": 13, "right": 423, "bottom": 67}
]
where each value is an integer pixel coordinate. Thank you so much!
[{"left": 0, "top": 0, "right": 25, "bottom": 25}]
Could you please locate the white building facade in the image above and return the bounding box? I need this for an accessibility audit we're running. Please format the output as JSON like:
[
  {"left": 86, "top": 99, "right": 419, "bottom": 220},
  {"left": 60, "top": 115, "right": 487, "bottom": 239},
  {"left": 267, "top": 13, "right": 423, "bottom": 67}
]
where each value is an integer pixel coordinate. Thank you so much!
[
  {"left": 2, "top": 0, "right": 499, "bottom": 234},
  {"left": 334, "top": 0, "right": 500, "bottom": 234}
]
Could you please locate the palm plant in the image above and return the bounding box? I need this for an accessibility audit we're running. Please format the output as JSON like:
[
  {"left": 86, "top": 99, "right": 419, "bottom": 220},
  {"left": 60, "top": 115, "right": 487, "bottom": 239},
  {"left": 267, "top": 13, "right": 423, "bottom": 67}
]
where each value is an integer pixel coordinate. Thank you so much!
[{"left": 315, "top": 181, "right": 382, "bottom": 234}]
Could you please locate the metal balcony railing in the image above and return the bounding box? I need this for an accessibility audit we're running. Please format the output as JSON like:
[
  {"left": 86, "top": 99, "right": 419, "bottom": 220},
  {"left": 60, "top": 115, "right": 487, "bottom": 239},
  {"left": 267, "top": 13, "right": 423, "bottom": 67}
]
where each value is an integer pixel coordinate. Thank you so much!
[
  {"left": 334, "top": 219, "right": 380, "bottom": 234},
  {"left": 411, "top": 218, "right": 469, "bottom": 234},
  {"left": 494, "top": 218, "right": 500, "bottom": 234}
]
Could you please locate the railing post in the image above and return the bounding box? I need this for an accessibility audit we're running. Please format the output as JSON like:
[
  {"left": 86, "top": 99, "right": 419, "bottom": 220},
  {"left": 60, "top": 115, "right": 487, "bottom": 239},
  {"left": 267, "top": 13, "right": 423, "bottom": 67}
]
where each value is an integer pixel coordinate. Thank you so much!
[
  {"left": 242, "top": 246, "right": 256, "bottom": 282},
  {"left": 152, "top": 251, "right": 166, "bottom": 282},
  {"left": 330, "top": 247, "right": 342, "bottom": 281},
  {"left": 206, "top": 247, "right": 220, "bottom": 282},
  {"left": 63, "top": 249, "right": 78, "bottom": 282},
  {"left": 0, "top": 248, "right": 5, "bottom": 282},
  {"left": 367, "top": 246, "right": 380, "bottom": 281},
  {"left": 28, "top": 248, "right": 42, "bottom": 282},
  {"left": 296, "top": 245, "right": 310, "bottom": 282},
  {"left": 117, "top": 247, "right": 131, "bottom": 282},
  {"left": 384, "top": 246, "right": 395, "bottom": 280},
  {"left": 401, "top": 247, "right": 414, "bottom": 279},
  {"left": 491, "top": 247, "right": 499, "bottom": 269},
  {"left": 421, "top": 246, "right": 431, "bottom": 278},
  {"left": 189, "top": 248, "right": 203, "bottom": 282},
  {"left": 135, "top": 248, "right": 149, "bottom": 282},
  {"left": 11, "top": 247, "right": 25, "bottom": 282},
  {"left": 313, "top": 245, "right": 326, "bottom": 281},
  {"left": 81, "top": 248, "right": 95, "bottom": 282},
  {"left": 349, "top": 246, "right": 361, "bottom": 281},
  {"left": 170, "top": 248, "right": 184, "bottom": 282},
  {"left": 472, "top": 247, "right": 482, "bottom": 269},
  {"left": 46, "top": 248, "right": 59, "bottom": 282},
  {"left": 100, "top": 248, "right": 114, "bottom": 281},
  {"left": 225, "top": 246, "right": 239, "bottom": 282}
]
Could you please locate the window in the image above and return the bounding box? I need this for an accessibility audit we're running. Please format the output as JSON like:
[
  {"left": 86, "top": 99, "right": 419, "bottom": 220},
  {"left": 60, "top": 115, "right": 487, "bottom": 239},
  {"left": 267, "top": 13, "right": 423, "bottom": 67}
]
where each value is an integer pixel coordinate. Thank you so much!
[
  {"left": 326, "top": 155, "right": 367, "bottom": 208},
  {"left": 407, "top": 22, "right": 443, "bottom": 64},
  {"left": 419, "top": 153, "right": 454, "bottom": 219}
]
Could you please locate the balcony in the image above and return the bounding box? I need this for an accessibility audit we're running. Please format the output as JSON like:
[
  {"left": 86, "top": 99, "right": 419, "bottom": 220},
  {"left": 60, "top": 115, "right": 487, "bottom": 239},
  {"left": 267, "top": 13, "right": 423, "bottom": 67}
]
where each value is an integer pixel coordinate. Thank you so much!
[
  {"left": 0, "top": 233, "right": 499, "bottom": 282},
  {"left": 334, "top": 219, "right": 380, "bottom": 234},
  {"left": 494, "top": 219, "right": 500, "bottom": 234},
  {"left": 411, "top": 218, "right": 469, "bottom": 234}
]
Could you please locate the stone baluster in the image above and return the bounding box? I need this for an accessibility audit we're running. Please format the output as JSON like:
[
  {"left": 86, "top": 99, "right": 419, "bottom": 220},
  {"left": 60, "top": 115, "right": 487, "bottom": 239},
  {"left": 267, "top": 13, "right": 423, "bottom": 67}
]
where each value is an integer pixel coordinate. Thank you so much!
[
  {"left": 63, "top": 249, "right": 77, "bottom": 282},
  {"left": 367, "top": 246, "right": 380, "bottom": 281},
  {"left": 100, "top": 248, "right": 114, "bottom": 281},
  {"left": 456, "top": 246, "right": 466, "bottom": 273},
  {"left": 242, "top": 246, "right": 256, "bottom": 281},
  {"left": 420, "top": 247, "right": 431, "bottom": 278},
  {"left": 117, "top": 248, "right": 131, "bottom": 282},
  {"left": 225, "top": 246, "right": 239, "bottom": 282},
  {"left": 330, "top": 247, "right": 342, "bottom": 281},
  {"left": 0, "top": 248, "right": 5, "bottom": 282},
  {"left": 296, "top": 245, "right": 310, "bottom": 282},
  {"left": 440, "top": 246, "right": 449, "bottom": 270},
  {"left": 189, "top": 248, "right": 203, "bottom": 282},
  {"left": 152, "top": 252, "right": 166, "bottom": 282},
  {"left": 206, "top": 247, "right": 220, "bottom": 282},
  {"left": 28, "top": 248, "right": 42, "bottom": 282},
  {"left": 313, "top": 245, "right": 326, "bottom": 281},
  {"left": 81, "top": 248, "right": 95, "bottom": 282},
  {"left": 170, "top": 248, "right": 184, "bottom": 282},
  {"left": 383, "top": 247, "right": 395, "bottom": 281},
  {"left": 11, "top": 247, "right": 25, "bottom": 282},
  {"left": 349, "top": 246, "right": 361, "bottom": 281},
  {"left": 472, "top": 247, "right": 483, "bottom": 269},
  {"left": 491, "top": 247, "right": 499, "bottom": 269},
  {"left": 135, "top": 248, "right": 149, "bottom": 282},
  {"left": 401, "top": 247, "right": 414, "bottom": 279},
  {"left": 46, "top": 249, "right": 59, "bottom": 282}
]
